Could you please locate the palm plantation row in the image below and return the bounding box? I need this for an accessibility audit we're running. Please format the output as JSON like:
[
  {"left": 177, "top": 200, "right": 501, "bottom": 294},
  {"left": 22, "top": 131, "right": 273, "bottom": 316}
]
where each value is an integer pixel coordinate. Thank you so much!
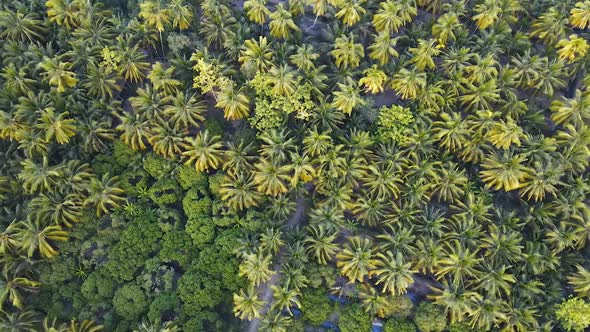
[{"left": 0, "top": 0, "right": 590, "bottom": 331}]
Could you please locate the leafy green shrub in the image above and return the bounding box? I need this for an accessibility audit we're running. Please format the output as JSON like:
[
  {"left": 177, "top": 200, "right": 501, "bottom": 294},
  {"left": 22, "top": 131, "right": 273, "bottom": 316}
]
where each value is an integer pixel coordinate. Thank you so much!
[
  {"left": 384, "top": 295, "right": 413, "bottom": 318},
  {"left": 384, "top": 318, "right": 416, "bottom": 332},
  {"left": 143, "top": 153, "right": 176, "bottom": 179},
  {"left": 301, "top": 288, "right": 333, "bottom": 325},
  {"left": 414, "top": 302, "right": 447, "bottom": 332},
  {"left": 555, "top": 297, "right": 590, "bottom": 332},
  {"left": 113, "top": 284, "right": 148, "bottom": 320},
  {"left": 81, "top": 271, "right": 115, "bottom": 301},
  {"left": 147, "top": 293, "right": 180, "bottom": 323},
  {"left": 149, "top": 178, "right": 180, "bottom": 205},
  {"left": 182, "top": 188, "right": 212, "bottom": 219},
  {"left": 176, "top": 164, "right": 208, "bottom": 190},
  {"left": 377, "top": 105, "right": 414, "bottom": 142},
  {"left": 339, "top": 304, "right": 371, "bottom": 332}
]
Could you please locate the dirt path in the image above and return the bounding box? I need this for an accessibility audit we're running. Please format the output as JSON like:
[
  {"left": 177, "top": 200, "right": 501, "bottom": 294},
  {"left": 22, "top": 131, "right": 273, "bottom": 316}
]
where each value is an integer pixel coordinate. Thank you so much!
[{"left": 247, "top": 196, "right": 307, "bottom": 332}]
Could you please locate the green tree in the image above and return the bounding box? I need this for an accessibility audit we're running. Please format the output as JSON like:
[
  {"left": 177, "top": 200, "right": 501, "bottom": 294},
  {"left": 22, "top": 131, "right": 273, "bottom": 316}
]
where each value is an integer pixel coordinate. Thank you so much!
[
  {"left": 415, "top": 302, "right": 447, "bottom": 332},
  {"left": 113, "top": 284, "right": 148, "bottom": 320}
]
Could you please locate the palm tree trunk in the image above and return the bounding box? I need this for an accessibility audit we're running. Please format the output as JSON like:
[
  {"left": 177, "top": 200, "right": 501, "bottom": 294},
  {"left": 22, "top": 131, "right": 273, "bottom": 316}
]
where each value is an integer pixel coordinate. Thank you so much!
[
  {"left": 305, "top": 14, "right": 319, "bottom": 32},
  {"left": 159, "top": 31, "right": 165, "bottom": 57}
]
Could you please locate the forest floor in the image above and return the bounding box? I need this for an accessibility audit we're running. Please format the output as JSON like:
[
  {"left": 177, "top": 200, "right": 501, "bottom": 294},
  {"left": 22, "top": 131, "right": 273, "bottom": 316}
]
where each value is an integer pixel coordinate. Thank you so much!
[{"left": 247, "top": 196, "right": 308, "bottom": 332}]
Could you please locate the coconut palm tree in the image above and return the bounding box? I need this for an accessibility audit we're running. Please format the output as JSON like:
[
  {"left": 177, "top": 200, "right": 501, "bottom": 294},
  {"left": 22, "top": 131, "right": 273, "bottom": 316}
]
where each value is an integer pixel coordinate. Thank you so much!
[
  {"left": 358, "top": 284, "right": 390, "bottom": 318},
  {"left": 430, "top": 281, "right": 480, "bottom": 324},
  {"left": 409, "top": 39, "right": 441, "bottom": 71},
  {"left": 336, "top": 236, "right": 376, "bottom": 283},
  {"left": 147, "top": 62, "right": 182, "bottom": 95},
  {"left": 550, "top": 90, "right": 590, "bottom": 127},
  {"left": 239, "top": 37, "right": 275, "bottom": 75},
  {"left": 164, "top": 91, "right": 207, "bottom": 130},
  {"left": 335, "top": 0, "right": 366, "bottom": 26},
  {"left": 266, "top": 65, "right": 297, "bottom": 96},
  {"left": 13, "top": 218, "right": 68, "bottom": 259},
  {"left": 568, "top": 265, "right": 590, "bottom": 298},
  {"left": 390, "top": 68, "right": 426, "bottom": 99},
  {"left": 432, "top": 12, "right": 461, "bottom": 46},
  {"left": 169, "top": 0, "right": 193, "bottom": 30},
  {"left": 290, "top": 44, "right": 318, "bottom": 72},
  {"left": 331, "top": 35, "right": 364, "bottom": 69},
  {"left": 556, "top": 34, "right": 589, "bottom": 63},
  {"left": 182, "top": 130, "right": 224, "bottom": 172},
  {"left": 0, "top": 308, "right": 40, "bottom": 331},
  {"left": 223, "top": 140, "right": 257, "bottom": 175},
  {"left": 372, "top": 1, "right": 403, "bottom": 33},
  {"left": 239, "top": 251, "right": 274, "bottom": 286},
  {"left": 359, "top": 65, "right": 387, "bottom": 94},
  {"left": 368, "top": 32, "right": 399, "bottom": 65},
  {"left": 111, "top": 37, "right": 150, "bottom": 83},
  {"left": 260, "top": 310, "right": 291, "bottom": 331},
  {"left": 220, "top": 172, "right": 261, "bottom": 211},
  {"left": 304, "top": 224, "right": 338, "bottom": 264},
  {"left": 0, "top": 270, "right": 40, "bottom": 310},
  {"left": 480, "top": 151, "right": 530, "bottom": 192},
  {"left": 0, "top": 10, "right": 46, "bottom": 42},
  {"left": 82, "top": 63, "right": 121, "bottom": 99},
  {"left": 332, "top": 77, "right": 366, "bottom": 115},
  {"left": 39, "top": 57, "right": 78, "bottom": 93},
  {"left": 269, "top": 4, "right": 299, "bottom": 39},
  {"left": 36, "top": 108, "right": 77, "bottom": 144},
  {"left": 371, "top": 251, "right": 415, "bottom": 296},
  {"left": 216, "top": 84, "right": 250, "bottom": 120},
  {"left": 233, "top": 287, "right": 264, "bottom": 320},
  {"left": 244, "top": 0, "right": 271, "bottom": 25},
  {"left": 149, "top": 122, "right": 185, "bottom": 159},
  {"left": 271, "top": 285, "right": 301, "bottom": 315},
  {"left": 139, "top": 0, "right": 171, "bottom": 33},
  {"left": 115, "top": 114, "right": 153, "bottom": 151},
  {"left": 436, "top": 240, "right": 481, "bottom": 286},
  {"left": 472, "top": 0, "right": 501, "bottom": 29},
  {"left": 18, "top": 157, "right": 62, "bottom": 194},
  {"left": 487, "top": 119, "right": 524, "bottom": 150},
  {"left": 253, "top": 158, "right": 291, "bottom": 196},
  {"left": 84, "top": 174, "right": 126, "bottom": 216}
]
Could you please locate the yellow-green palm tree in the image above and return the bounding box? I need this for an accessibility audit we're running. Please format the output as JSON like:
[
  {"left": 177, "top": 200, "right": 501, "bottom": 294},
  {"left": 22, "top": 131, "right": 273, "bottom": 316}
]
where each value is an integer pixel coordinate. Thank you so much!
[
  {"left": 0, "top": 270, "right": 40, "bottom": 310},
  {"left": 480, "top": 151, "right": 530, "bottom": 191},
  {"left": 570, "top": 1, "right": 590, "bottom": 29},
  {"left": 244, "top": 0, "right": 271, "bottom": 25},
  {"left": 220, "top": 172, "right": 261, "bottom": 210},
  {"left": 556, "top": 34, "right": 589, "bottom": 63},
  {"left": 336, "top": 236, "right": 376, "bottom": 283},
  {"left": 331, "top": 35, "right": 364, "bottom": 69},
  {"left": 239, "top": 37, "right": 275, "bottom": 75},
  {"left": 372, "top": 1, "right": 403, "bottom": 33},
  {"left": 36, "top": 108, "right": 77, "bottom": 144},
  {"left": 13, "top": 218, "right": 68, "bottom": 258},
  {"left": 335, "top": 0, "right": 366, "bottom": 26},
  {"left": 139, "top": 0, "right": 172, "bottom": 32},
  {"left": 432, "top": 12, "right": 461, "bottom": 46},
  {"left": 85, "top": 174, "right": 126, "bottom": 216},
  {"left": 182, "top": 130, "right": 224, "bottom": 172},
  {"left": 239, "top": 251, "right": 274, "bottom": 286},
  {"left": 487, "top": 118, "right": 524, "bottom": 150},
  {"left": 253, "top": 158, "right": 291, "bottom": 196},
  {"left": 169, "top": 0, "right": 193, "bottom": 30},
  {"left": 359, "top": 65, "right": 387, "bottom": 94},
  {"left": 472, "top": 0, "right": 501, "bottom": 29},
  {"left": 390, "top": 68, "right": 426, "bottom": 99},
  {"left": 233, "top": 287, "right": 264, "bottom": 320},
  {"left": 368, "top": 32, "right": 399, "bottom": 65},
  {"left": 568, "top": 265, "right": 590, "bottom": 298},
  {"left": 409, "top": 38, "right": 441, "bottom": 71},
  {"left": 269, "top": 4, "right": 299, "bottom": 39},
  {"left": 46, "top": 0, "right": 81, "bottom": 30},
  {"left": 304, "top": 224, "right": 338, "bottom": 264},
  {"left": 164, "top": 91, "right": 207, "bottom": 130},
  {"left": 332, "top": 77, "right": 366, "bottom": 115},
  {"left": 371, "top": 251, "right": 415, "bottom": 295},
  {"left": 216, "top": 84, "right": 251, "bottom": 120},
  {"left": 39, "top": 57, "right": 78, "bottom": 93}
]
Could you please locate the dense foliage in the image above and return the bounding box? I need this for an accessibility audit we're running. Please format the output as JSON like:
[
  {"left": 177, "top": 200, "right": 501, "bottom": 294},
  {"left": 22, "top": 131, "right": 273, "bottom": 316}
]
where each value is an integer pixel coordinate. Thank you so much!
[{"left": 0, "top": 0, "right": 589, "bottom": 331}]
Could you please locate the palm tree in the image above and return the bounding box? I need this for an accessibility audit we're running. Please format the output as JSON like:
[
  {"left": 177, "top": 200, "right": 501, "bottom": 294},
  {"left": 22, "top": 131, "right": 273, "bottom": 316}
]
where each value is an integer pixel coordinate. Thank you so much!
[
  {"left": 331, "top": 35, "right": 364, "bottom": 69},
  {"left": 85, "top": 174, "right": 126, "bottom": 216},
  {"left": 304, "top": 224, "right": 338, "bottom": 264},
  {"left": 368, "top": 32, "right": 399, "bottom": 65},
  {"left": 487, "top": 119, "right": 524, "bottom": 150},
  {"left": 0, "top": 270, "right": 40, "bottom": 310},
  {"left": 239, "top": 251, "right": 274, "bottom": 286},
  {"left": 115, "top": 114, "right": 153, "bottom": 151},
  {"left": 290, "top": 44, "right": 319, "bottom": 72},
  {"left": 472, "top": 0, "right": 501, "bottom": 29},
  {"left": 570, "top": 1, "right": 590, "bottom": 29},
  {"left": 460, "top": 80, "right": 500, "bottom": 110},
  {"left": 0, "top": 10, "right": 46, "bottom": 42},
  {"left": 410, "top": 39, "right": 441, "bottom": 71},
  {"left": 216, "top": 84, "right": 250, "bottom": 120},
  {"left": 372, "top": 1, "right": 403, "bottom": 33},
  {"left": 244, "top": 0, "right": 271, "bottom": 25},
  {"left": 169, "top": 0, "right": 193, "bottom": 30},
  {"left": 239, "top": 37, "right": 274, "bottom": 75},
  {"left": 36, "top": 108, "right": 77, "bottom": 144},
  {"left": 335, "top": 0, "right": 366, "bottom": 26},
  {"left": 269, "top": 4, "right": 299, "bottom": 39},
  {"left": 82, "top": 63, "right": 121, "bottom": 99},
  {"left": 253, "top": 158, "right": 290, "bottom": 196},
  {"left": 436, "top": 241, "right": 481, "bottom": 287},
  {"left": 430, "top": 163, "right": 467, "bottom": 203},
  {"left": 182, "top": 130, "right": 224, "bottom": 172},
  {"left": 530, "top": 7, "right": 569, "bottom": 45},
  {"left": 260, "top": 310, "right": 292, "bottom": 331},
  {"left": 233, "top": 287, "right": 264, "bottom": 320},
  {"left": 371, "top": 251, "right": 415, "bottom": 295},
  {"left": 518, "top": 163, "right": 561, "bottom": 201},
  {"left": 467, "top": 297, "right": 508, "bottom": 331},
  {"left": 112, "top": 37, "right": 150, "bottom": 83},
  {"left": 556, "top": 34, "right": 589, "bottom": 63},
  {"left": 271, "top": 285, "right": 301, "bottom": 315},
  {"left": 147, "top": 62, "right": 182, "bottom": 95},
  {"left": 0, "top": 309, "right": 40, "bottom": 331},
  {"left": 149, "top": 122, "right": 185, "bottom": 159},
  {"left": 260, "top": 228, "right": 285, "bottom": 255},
  {"left": 39, "top": 57, "right": 78, "bottom": 93},
  {"left": 390, "top": 68, "right": 426, "bottom": 99},
  {"left": 430, "top": 281, "right": 480, "bottom": 324},
  {"left": 474, "top": 263, "right": 516, "bottom": 298},
  {"left": 223, "top": 140, "right": 257, "bottom": 175},
  {"left": 18, "top": 157, "right": 62, "bottom": 194},
  {"left": 336, "top": 236, "right": 376, "bottom": 283},
  {"left": 432, "top": 12, "right": 461, "bottom": 46},
  {"left": 13, "top": 218, "right": 68, "bottom": 259},
  {"left": 1, "top": 64, "right": 36, "bottom": 97},
  {"left": 266, "top": 65, "right": 297, "bottom": 96},
  {"left": 29, "top": 193, "right": 83, "bottom": 228},
  {"left": 139, "top": 0, "right": 172, "bottom": 46},
  {"left": 332, "top": 77, "right": 366, "bottom": 115},
  {"left": 220, "top": 172, "right": 261, "bottom": 211},
  {"left": 480, "top": 151, "right": 530, "bottom": 192},
  {"left": 358, "top": 284, "right": 390, "bottom": 318},
  {"left": 568, "top": 265, "right": 590, "bottom": 298},
  {"left": 550, "top": 90, "right": 590, "bottom": 127},
  {"left": 359, "top": 65, "right": 387, "bottom": 94},
  {"left": 164, "top": 91, "right": 207, "bottom": 130}
]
